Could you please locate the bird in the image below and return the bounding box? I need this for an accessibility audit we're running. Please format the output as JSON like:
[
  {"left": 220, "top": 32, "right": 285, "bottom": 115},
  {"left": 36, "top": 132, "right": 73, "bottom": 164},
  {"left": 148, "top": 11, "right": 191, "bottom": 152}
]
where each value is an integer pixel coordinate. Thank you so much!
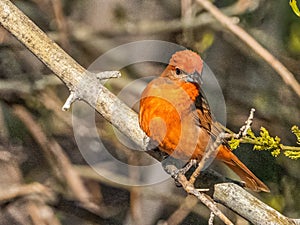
[{"left": 139, "top": 49, "right": 270, "bottom": 192}]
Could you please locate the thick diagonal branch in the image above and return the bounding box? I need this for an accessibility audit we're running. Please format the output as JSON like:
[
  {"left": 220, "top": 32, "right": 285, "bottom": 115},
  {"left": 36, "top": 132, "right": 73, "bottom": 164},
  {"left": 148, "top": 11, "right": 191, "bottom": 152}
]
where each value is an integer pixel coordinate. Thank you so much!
[{"left": 0, "top": 0, "right": 147, "bottom": 150}]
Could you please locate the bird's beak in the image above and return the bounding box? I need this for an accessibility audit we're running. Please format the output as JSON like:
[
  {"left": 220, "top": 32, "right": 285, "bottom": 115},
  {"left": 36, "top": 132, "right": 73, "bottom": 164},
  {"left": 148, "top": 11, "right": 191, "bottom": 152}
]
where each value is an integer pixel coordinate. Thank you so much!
[{"left": 186, "top": 71, "right": 203, "bottom": 85}]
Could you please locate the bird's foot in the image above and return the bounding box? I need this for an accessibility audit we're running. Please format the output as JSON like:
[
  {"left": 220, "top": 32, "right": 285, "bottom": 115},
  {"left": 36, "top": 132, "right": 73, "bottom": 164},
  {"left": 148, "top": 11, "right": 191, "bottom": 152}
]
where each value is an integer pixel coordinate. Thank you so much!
[
  {"left": 167, "top": 160, "right": 197, "bottom": 187},
  {"left": 168, "top": 159, "right": 197, "bottom": 179},
  {"left": 168, "top": 168, "right": 184, "bottom": 187},
  {"left": 181, "top": 159, "right": 198, "bottom": 174}
]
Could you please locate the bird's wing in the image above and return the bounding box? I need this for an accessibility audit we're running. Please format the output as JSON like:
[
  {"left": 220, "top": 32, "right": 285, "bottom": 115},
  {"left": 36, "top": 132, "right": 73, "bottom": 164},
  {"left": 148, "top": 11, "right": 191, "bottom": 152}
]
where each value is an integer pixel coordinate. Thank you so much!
[
  {"left": 194, "top": 89, "right": 212, "bottom": 131},
  {"left": 194, "top": 89, "right": 224, "bottom": 141}
]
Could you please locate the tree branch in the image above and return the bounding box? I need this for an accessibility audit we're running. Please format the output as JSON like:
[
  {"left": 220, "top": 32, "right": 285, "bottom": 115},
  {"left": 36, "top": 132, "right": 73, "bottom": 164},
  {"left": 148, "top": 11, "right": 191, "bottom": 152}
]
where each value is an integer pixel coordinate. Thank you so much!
[
  {"left": 214, "top": 183, "right": 299, "bottom": 225},
  {"left": 0, "top": 182, "right": 51, "bottom": 203},
  {"left": 0, "top": 0, "right": 147, "bottom": 150},
  {"left": 165, "top": 164, "right": 233, "bottom": 225}
]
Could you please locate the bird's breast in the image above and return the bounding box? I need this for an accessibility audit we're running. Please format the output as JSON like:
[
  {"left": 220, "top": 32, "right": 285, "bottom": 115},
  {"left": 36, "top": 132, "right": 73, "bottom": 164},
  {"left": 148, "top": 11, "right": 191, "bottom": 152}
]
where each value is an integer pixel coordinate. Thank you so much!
[{"left": 139, "top": 78, "right": 205, "bottom": 159}]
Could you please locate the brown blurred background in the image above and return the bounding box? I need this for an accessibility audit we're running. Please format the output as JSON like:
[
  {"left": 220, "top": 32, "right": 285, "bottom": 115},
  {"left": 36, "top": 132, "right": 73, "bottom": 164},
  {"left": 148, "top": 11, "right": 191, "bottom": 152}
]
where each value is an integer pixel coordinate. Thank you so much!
[{"left": 0, "top": 0, "right": 299, "bottom": 224}]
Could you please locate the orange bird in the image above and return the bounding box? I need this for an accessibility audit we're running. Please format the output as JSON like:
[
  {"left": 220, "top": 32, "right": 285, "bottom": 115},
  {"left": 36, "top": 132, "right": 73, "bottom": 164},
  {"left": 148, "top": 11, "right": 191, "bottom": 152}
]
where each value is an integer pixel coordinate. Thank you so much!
[{"left": 139, "top": 50, "right": 270, "bottom": 192}]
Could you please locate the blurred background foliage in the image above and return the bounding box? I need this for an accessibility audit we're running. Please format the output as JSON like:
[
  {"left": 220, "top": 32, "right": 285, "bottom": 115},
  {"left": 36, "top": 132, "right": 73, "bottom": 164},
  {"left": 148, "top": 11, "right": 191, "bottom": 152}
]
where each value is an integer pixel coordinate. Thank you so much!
[{"left": 0, "top": 0, "right": 299, "bottom": 224}]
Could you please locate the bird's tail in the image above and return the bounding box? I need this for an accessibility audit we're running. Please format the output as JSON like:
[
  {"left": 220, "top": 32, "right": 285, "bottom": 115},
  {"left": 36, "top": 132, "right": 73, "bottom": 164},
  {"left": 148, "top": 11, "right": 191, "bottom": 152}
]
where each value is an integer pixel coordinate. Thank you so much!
[{"left": 216, "top": 145, "right": 270, "bottom": 192}]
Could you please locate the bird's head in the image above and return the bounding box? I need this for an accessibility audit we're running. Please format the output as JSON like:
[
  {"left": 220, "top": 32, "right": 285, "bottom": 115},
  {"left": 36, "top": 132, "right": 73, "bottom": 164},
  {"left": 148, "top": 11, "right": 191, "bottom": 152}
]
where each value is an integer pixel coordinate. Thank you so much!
[{"left": 161, "top": 50, "right": 203, "bottom": 85}]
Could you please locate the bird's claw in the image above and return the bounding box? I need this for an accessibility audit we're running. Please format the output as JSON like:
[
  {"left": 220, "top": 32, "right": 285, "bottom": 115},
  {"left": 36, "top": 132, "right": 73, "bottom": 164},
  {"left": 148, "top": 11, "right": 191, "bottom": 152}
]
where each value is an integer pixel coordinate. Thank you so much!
[
  {"left": 170, "top": 168, "right": 185, "bottom": 187},
  {"left": 165, "top": 159, "right": 198, "bottom": 187},
  {"left": 170, "top": 159, "right": 197, "bottom": 179},
  {"left": 181, "top": 159, "right": 198, "bottom": 174},
  {"left": 170, "top": 168, "right": 181, "bottom": 180}
]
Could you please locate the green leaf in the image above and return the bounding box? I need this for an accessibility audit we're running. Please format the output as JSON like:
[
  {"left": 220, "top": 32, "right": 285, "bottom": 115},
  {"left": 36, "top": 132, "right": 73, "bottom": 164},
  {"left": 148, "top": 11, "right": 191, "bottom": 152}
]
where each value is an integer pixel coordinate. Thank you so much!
[
  {"left": 284, "top": 150, "right": 300, "bottom": 159},
  {"left": 247, "top": 128, "right": 256, "bottom": 139},
  {"left": 228, "top": 138, "right": 240, "bottom": 150},
  {"left": 252, "top": 127, "right": 281, "bottom": 152},
  {"left": 271, "top": 149, "right": 281, "bottom": 157},
  {"left": 291, "top": 125, "right": 300, "bottom": 145},
  {"left": 290, "top": 0, "right": 300, "bottom": 17}
]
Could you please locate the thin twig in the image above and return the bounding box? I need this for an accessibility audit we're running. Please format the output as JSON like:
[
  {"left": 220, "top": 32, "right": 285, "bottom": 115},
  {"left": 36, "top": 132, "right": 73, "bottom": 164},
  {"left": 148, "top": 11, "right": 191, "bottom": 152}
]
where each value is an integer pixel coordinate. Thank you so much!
[
  {"left": 129, "top": 187, "right": 143, "bottom": 225},
  {"left": 190, "top": 107, "right": 256, "bottom": 184},
  {"left": 236, "top": 108, "right": 255, "bottom": 138},
  {"left": 165, "top": 195, "right": 199, "bottom": 225},
  {"left": 196, "top": 0, "right": 300, "bottom": 98},
  {"left": 62, "top": 91, "right": 76, "bottom": 111},
  {"left": 0, "top": 103, "right": 9, "bottom": 144},
  {"left": 181, "top": 0, "right": 194, "bottom": 45},
  {"left": 0, "top": 182, "right": 51, "bottom": 203},
  {"left": 166, "top": 165, "right": 234, "bottom": 225},
  {"left": 189, "top": 135, "right": 221, "bottom": 184},
  {"left": 208, "top": 211, "right": 215, "bottom": 225},
  {"left": 223, "top": 107, "right": 256, "bottom": 140},
  {"left": 73, "top": 0, "right": 255, "bottom": 37},
  {"left": 50, "top": 0, "right": 70, "bottom": 50},
  {"left": 0, "top": 75, "right": 61, "bottom": 94},
  {"left": 27, "top": 202, "right": 62, "bottom": 225}
]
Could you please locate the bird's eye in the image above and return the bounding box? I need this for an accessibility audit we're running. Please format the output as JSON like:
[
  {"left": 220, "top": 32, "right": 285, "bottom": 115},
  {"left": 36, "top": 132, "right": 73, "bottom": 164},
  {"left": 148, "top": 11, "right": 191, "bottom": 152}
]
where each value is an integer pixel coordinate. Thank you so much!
[{"left": 175, "top": 68, "right": 181, "bottom": 75}]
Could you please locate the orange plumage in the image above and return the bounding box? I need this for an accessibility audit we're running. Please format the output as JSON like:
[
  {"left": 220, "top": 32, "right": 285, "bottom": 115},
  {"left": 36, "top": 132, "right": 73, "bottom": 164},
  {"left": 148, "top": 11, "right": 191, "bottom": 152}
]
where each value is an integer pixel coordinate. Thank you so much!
[{"left": 139, "top": 50, "right": 269, "bottom": 192}]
